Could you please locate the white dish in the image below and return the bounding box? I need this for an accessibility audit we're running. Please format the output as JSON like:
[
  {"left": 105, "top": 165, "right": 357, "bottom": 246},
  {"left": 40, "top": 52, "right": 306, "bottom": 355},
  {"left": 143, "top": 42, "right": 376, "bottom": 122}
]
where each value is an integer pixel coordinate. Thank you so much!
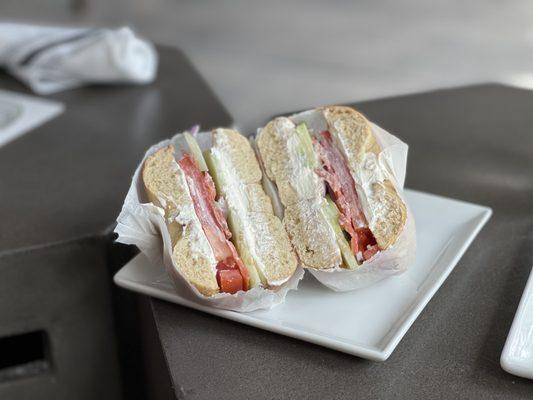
[
  {"left": 114, "top": 189, "right": 491, "bottom": 361},
  {"left": 501, "top": 267, "right": 533, "bottom": 379}
]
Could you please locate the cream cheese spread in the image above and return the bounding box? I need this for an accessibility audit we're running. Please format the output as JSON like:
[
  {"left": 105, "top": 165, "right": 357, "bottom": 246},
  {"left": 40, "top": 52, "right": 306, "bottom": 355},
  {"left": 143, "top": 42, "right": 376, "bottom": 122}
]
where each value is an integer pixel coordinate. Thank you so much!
[
  {"left": 211, "top": 129, "right": 290, "bottom": 286},
  {"left": 164, "top": 158, "right": 217, "bottom": 270}
]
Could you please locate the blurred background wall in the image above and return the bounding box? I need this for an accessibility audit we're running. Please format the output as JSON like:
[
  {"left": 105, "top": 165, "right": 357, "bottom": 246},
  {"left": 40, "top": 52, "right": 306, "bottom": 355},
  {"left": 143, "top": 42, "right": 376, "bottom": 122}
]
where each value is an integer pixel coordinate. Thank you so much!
[{"left": 2, "top": 0, "right": 533, "bottom": 131}]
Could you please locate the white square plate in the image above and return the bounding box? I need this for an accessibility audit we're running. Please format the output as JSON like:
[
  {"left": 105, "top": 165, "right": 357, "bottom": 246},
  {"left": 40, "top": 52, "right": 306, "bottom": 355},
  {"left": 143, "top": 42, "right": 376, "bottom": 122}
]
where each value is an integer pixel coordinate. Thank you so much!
[
  {"left": 114, "top": 189, "right": 491, "bottom": 361},
  {"left": 501, "top": 266, "right": 533, "bottom": 379}
]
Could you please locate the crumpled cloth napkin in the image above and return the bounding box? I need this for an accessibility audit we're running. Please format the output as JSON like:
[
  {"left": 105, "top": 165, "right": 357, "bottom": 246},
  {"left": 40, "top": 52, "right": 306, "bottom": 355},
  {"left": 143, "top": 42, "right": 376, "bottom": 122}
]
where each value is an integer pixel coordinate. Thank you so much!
[{"left": 0, "top": 23, "right": 158, "bottom": 95}]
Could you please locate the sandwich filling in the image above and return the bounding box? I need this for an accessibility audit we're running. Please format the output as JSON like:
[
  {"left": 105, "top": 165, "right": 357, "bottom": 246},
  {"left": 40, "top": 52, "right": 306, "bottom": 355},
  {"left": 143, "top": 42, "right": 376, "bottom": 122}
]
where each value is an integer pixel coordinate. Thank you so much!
[
  {"left": 313, "top": 130, "right": 379, "bottom": 262},
  {"left": 178, "top": 154, "right": 249, "bottom": 293}
]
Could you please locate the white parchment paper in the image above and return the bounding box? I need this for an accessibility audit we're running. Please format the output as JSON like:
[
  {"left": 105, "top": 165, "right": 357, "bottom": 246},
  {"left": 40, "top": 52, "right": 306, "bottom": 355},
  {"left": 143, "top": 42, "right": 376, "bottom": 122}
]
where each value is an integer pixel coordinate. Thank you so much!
[{"left": 114, "top": 131, "right": 304, "bottom": 312}]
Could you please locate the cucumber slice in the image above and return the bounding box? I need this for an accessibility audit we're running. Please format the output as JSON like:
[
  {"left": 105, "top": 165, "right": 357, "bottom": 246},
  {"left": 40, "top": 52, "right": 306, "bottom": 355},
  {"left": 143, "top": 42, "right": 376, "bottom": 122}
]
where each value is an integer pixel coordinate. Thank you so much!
[
  {"left": 226, "top": 210, "right": 264, "bottom": 288},
  {"left": 203, "top": 150, "right": 221, "bottom": 192},
  {"left": 321, "top": 197, "right": 358, "bottom": 269},
  {"left": 204, "top": 150, "right": 264, "bottom": 288},
  {"left": 184, "top": 131, "right": 208, "bottom": 171},
  {"left": 295, "top": 123, "right": 318, "bottom": 169},
  {"left": 250, "top": 137, "right": 284, "bottom": 219}
]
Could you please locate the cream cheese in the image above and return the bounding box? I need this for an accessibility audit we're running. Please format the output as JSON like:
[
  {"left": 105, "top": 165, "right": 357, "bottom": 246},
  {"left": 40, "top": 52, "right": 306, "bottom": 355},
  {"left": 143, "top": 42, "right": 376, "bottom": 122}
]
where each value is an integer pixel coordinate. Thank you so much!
[
  {"left": 211, "top": 129, "right": 290, "bottom": 286},
  {"left": 166, "top": 158, "right": 217, "bottom": 269},
  {"left": 360, "top": 151, "right": 394, "bottom": 229},
  {"left": 275, "top": 118, "right": 324, "bottom": 203},
  {"left": 327, "top": 117, "right": 392, "bottom": 231},
  {"left": 215, "top": 196, "right": 228, "bottom": 218}
]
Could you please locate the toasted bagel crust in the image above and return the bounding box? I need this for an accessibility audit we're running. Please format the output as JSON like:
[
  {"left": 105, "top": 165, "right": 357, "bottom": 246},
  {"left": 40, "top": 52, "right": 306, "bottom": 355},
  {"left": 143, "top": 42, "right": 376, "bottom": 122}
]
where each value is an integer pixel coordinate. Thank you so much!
[
  {"left": 322, "top": 106, "right": 407, "bottom": 249},
  {"left": 256, "top": 119, "right": 339, "bottom": 269},
  {"left": 143, "top": 146, "right": 219, "bottom": 296},
  {"left": 256, "top": 118, "right": 324, "bottom": 206},
  {"left": 283, "top": 199, "right": 341, "bottom": 270}
]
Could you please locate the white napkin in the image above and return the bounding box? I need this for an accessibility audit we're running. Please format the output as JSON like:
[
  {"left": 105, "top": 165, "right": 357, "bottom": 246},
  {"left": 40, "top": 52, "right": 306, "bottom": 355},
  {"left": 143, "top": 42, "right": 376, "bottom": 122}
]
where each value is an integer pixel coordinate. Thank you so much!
[{"left": 0, "top": 23, "right": 158, "bottom": 95}]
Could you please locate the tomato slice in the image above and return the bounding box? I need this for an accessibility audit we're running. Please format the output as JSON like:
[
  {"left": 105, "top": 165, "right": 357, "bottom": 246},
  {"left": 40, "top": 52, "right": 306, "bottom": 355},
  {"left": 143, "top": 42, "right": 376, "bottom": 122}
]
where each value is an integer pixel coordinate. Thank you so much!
[
  {"left": 178, "top": 154, "right": 249, "bottom": 292},
  {"left": 352, "top": 228, "right": 377, "bottom": 257},
  {"left": 217, "top": 269, "right": 244, "bottom": 294},
  {"left": 216, "top": 258, "right": 238, "bottom": 271},
  {"left": 363, "top": 245, "right": 379, "bottom": 260},
  {"left": 179, "top": 154, "right": 232, "bottom": 260}
]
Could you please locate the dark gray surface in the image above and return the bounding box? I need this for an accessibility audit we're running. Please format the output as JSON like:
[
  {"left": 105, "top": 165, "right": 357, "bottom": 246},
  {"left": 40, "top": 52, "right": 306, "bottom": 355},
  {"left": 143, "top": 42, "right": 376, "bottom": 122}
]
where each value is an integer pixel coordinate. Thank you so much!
[
  {"left": 150, "top": 84, "right": 533, "bottom": 399},
  {"left": 0, "top": 46, "right": 233, "bottom": 399},
  {"left": 0, "top": 238, "right": 122, "bottom": 400},
  {"left": 0, "top": 46, "right": 232, "bottom": 254}
]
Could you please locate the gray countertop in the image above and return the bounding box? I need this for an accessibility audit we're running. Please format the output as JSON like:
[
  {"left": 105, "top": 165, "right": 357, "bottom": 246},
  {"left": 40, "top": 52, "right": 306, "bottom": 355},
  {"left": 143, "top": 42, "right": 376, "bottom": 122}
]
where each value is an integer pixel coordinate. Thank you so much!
[
  {"left": 0, "top": 46, "right": 234, "bottom": 400},
  {"left": 150, "top": 84, "right": 533, "bottom": 399},
  {"left": 0, "top": 46, "right": 232, "bottom": 254}
]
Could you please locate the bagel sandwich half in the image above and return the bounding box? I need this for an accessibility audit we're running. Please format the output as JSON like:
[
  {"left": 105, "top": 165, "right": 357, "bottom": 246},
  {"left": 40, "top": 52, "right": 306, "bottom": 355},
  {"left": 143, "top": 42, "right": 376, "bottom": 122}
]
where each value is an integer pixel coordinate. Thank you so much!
[
  {"left": 255, "top": 106, "right": 407, "bottom": 270},
  {"left": 142, "top": 128, "right": 298, "bottom": 295}
]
